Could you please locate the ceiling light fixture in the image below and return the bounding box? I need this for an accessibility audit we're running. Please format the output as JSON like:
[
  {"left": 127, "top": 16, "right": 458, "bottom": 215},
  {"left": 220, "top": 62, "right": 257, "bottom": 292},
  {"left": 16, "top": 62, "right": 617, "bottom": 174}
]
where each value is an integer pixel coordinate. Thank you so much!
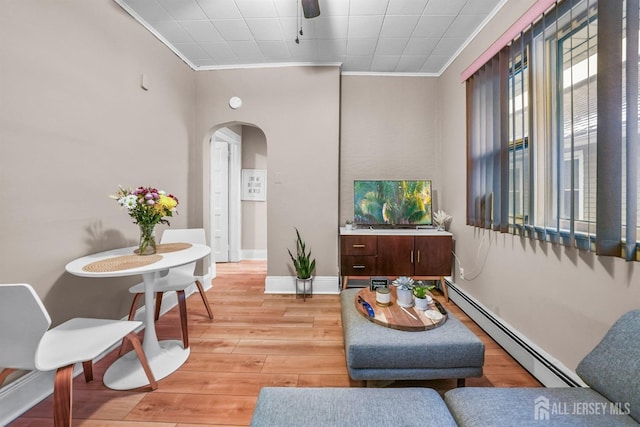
[{"left": 301, "top": 0, "right": 320, "bottom": 18}]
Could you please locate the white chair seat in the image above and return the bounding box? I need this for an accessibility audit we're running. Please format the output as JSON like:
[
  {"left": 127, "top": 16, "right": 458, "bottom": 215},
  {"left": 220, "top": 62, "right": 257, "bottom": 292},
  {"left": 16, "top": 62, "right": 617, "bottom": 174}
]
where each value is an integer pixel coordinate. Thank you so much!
[
  {"left": 36, "top": 318, "right": 143, "bottom": 371},
  {"left": 123, "top": 228, "right": 213, "bottom": 352},
  {"left": 0, "top": 283, "right": 157, "bottom": 427}
]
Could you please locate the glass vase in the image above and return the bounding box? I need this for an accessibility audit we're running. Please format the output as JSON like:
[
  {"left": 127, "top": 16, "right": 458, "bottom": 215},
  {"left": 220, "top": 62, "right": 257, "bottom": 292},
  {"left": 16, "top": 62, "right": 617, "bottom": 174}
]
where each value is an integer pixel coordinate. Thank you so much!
[{"left": 138, "top": 223, "right": 157, "bottom": 255}]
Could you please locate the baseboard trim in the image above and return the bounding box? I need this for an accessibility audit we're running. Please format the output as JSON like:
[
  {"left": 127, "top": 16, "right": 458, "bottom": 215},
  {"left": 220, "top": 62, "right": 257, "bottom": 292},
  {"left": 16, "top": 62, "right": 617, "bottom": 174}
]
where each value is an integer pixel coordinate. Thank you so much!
[
  {"left": 0, "top": 278, "right": 212, "bottom": 426},
  {"left": 445, "top": 278, "right": 584, "bottom": 388},
  {"left": 265, "top": 276, "right": 341, "bottom": 294}
]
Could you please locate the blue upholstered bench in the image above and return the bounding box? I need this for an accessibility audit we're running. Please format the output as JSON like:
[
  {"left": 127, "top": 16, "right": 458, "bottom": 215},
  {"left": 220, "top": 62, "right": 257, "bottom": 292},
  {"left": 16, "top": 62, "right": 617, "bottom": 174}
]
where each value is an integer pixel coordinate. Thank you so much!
[
  {"left": 340, "top": 288, "right": 484, "bottom": 384},
  {"left": 249, "top": 387, "right": 457, "bottom": 427}
]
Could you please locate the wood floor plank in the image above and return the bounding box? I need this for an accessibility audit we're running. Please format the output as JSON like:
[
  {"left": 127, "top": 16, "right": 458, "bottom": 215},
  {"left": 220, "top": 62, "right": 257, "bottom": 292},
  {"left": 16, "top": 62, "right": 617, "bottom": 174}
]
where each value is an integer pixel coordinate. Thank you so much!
[{"left": 11, "top": 260, "right": 541, "bottom": 427}]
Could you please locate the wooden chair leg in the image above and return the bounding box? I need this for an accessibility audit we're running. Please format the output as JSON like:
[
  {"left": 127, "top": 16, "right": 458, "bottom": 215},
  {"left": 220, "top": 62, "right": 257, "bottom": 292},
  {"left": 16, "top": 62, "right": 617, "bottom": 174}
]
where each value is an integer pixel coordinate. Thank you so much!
[
  {"left": 195, "top": 280, "right": 214, "bottom": 319},
  {"left": 82, "top": 361, "right": 93, "bottom": 383},
  {"left": 124, "top": 332, "right": 158, "bottom": 390},
  {"left": 177, "top": 290, "right": 189, "bottom": 349},
  {"left": 154, "top": 292, "right": 164, "bottom": 321},
  {"left": 0, "top": 368, "right": 16, "bottom": 385},
  {"left": 53, "top": 364, "right": 74, "bottom": 427},
  {"left": 120, "top": 293, "right": 144, "bottom": 356}
]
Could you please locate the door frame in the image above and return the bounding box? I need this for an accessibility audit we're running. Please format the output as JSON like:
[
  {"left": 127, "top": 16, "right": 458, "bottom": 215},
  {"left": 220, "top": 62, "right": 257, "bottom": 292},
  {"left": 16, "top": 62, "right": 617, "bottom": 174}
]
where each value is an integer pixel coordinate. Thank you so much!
[{"left": 210, "top": 127, "right": 241, "bottom": 267}]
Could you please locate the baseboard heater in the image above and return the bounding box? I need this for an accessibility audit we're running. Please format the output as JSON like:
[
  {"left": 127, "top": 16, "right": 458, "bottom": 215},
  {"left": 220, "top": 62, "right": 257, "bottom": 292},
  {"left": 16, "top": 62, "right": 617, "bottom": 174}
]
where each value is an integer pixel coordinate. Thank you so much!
[{"left": 445, "top": 279, "right": 583, "bottom": 388}]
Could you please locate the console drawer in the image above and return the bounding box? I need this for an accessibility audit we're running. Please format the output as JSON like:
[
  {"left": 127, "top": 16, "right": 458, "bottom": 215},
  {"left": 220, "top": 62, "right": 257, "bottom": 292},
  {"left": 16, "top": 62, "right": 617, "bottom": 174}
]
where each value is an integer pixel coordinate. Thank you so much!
[
  {"left": 341, "top": 255, "right": 376, "bottom": 276},
  {"left": 341, "top": 235, "right": 377, "bottom": 256}
]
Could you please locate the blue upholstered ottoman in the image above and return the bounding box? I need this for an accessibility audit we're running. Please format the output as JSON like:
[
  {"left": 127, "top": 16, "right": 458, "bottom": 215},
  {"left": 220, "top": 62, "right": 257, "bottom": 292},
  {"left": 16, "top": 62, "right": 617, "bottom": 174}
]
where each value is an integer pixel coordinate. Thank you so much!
[
  {"left": 250, "top": 387, "right": 457, "bottom": 427},
  {"left": 341, "top": 289, "right": 484, "bottom": 383}
]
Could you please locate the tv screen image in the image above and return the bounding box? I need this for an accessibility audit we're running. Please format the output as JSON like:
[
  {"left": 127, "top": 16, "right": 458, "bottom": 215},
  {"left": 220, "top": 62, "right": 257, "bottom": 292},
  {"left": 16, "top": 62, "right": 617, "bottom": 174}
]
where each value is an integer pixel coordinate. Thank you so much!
[{"left": 353, "top": 180, "right": 433, "bottom": 226}]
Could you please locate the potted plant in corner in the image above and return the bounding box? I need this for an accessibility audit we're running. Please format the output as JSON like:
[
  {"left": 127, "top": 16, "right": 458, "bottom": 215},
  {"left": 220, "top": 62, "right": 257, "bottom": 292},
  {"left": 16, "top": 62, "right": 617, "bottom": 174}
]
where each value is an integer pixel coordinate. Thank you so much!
[
  {"left": 413, "top": 281, "right": 435, "bottom": 310},
  {"left": 392, "top": 276, "right": 415, "bottom": 308},
  {"left": 288, "top": 228, "right": 316, "bottom": 300}
]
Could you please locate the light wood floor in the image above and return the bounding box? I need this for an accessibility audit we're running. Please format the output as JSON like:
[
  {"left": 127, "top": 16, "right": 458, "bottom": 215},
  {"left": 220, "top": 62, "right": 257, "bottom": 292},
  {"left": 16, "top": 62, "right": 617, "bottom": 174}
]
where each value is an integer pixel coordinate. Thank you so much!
[{"left": 11, "top": 261, "right": 540, "bottom": 426}]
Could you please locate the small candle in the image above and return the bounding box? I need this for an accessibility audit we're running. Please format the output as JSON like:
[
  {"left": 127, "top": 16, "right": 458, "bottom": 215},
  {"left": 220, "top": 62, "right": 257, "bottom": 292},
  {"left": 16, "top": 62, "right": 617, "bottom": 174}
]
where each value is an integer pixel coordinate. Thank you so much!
[{"left": 376, "top": 287, "right": 391, "bottom": 306}]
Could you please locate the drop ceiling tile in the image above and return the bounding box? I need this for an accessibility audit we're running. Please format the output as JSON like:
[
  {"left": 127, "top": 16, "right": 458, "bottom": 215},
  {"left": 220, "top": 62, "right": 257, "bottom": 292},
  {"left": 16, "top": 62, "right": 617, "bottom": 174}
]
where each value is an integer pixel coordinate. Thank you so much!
[
  {"left": 396, "top": 55, "right": 428, "bottom": 72},
  {"left": 380, "top": 15, "right": 420, "bottom": 38},
  {"left": 200, "top": 42, "right": 236, "bottom": 61},
  {"left": 421, "top": 54, "right": 450, "bottom": 72},
  {"left": 343, "top": 55, "right": 374, "bottom": 71},
  {"left": 387, "top": 0, "right": 428, "bottom": 15},
  {"left": 287, "top": 39, "right": 319, "bottom": 60},
  {"left": 212, "top": 19, "right": 254, "bottom": 41},
  {"left": 233, "top": 0, "right": 278, "bottom": 18},
  {"left": 156, "top": 0, "right": 209, "bottom": 20},
  {"left": 445, "top": 15, "right": 486, "bottom": 39},
  {"left": 375, "top": 37, "right": 409, "bottom": 55},
  {"left": 403, "top": 37, "right": 438, "bottom": 55},
  {"left": 322, "top": 0, "right": 351, "bottom": 16},
  {"left": 227, "top": 41, "right": 264, "bottom": 59},
  {"left": 461, "top": 0, "right": 503, "bottom": 15},
  {"left": 412, "top": 15, "right": 455, "bottom": 38},
  {"left": 370, "top": 55, "right": 400, "bottom": 72},
  {"left": 346, "top": 38, "right": 378, "bottom": 56},
  {"left": 152, "top": 21, "right": 193, "bottom": 43},
  {"left": 196, "top": 0, "right": 241, "bottom": 20},
  {"left": 423, "top": 0, "right": 467, "bottom": 16},
  {"left": 124, "top": 0, "right": 174, "bottom": 22},
  {"left": 245, "top": 18, "right": 285, "bottom": 41},
  {"left": 348, "top": 15, "right": 385, "bottom": 39},
  {"left": 181, "top": 21, "right": 224, "bottom": 42},
  {"left": 313, "top": 16, "right": 349, "bottom": 39},
  {"left": 273, "top": 0, "right": 297, "bottom": 17},
  {"left": 258, "top": 40, "right": 291, "bottom": 59},
  {"left": 431, "top": 37, "right": 465, "bottom": 56},
  {"left": 349, "top": 0, "right": 390, "bottom": 16},
  {"left": 316, "top": 39, "right": 347, "bottom": 57},
  {"left": 172, "top": 42, "right": 210, "bottom": 60}
]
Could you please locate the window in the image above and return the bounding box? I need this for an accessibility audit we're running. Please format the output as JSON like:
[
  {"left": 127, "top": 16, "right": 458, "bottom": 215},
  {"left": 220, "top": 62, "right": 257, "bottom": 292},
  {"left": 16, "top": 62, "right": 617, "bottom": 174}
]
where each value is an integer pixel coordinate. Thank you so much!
[{"left": 467, "top": 0, "right": 640, "bottom": 261}]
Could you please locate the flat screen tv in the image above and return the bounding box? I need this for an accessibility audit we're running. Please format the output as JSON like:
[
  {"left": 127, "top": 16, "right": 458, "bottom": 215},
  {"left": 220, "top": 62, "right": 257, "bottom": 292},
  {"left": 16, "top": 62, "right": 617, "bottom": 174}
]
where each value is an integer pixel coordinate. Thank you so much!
[{"left": 353, "top": 180, "right": 433, "bottom": 227}]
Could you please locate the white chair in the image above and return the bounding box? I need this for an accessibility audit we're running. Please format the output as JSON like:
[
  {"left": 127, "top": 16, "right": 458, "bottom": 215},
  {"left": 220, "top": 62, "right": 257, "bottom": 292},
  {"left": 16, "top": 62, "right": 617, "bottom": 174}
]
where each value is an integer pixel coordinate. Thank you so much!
[
  {"left": 0, "top": 283, "right": 157, "bottom": 427},
  {"left": 125, "top": 228, "right": 213, "bottom": 350}
]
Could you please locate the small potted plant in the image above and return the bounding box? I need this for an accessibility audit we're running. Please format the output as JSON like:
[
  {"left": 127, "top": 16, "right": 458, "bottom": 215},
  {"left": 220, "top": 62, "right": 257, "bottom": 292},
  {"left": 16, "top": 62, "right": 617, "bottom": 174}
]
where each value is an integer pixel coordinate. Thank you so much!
[
  {"left": 392, "top": 276, "right": 415, "bottom": 308},
  {"left": 288, "top": 228, "right": 316, "bottom": 300},
  {"left": 345, "top": 219, "right": 354, "bottom": 230},
  {"left": 413, "top": 281, "right": 435, "bottom": 310}
]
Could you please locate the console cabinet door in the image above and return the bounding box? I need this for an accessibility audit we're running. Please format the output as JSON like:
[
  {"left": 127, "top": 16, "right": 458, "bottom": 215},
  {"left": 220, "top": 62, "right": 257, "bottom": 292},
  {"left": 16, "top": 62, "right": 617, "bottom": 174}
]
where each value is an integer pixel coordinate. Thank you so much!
[
  {"left": 414, "top": 235, "right": 452, "bottom": 276},
  {"left": 376, "top": 235, "right": 414, "bottom": 276}
]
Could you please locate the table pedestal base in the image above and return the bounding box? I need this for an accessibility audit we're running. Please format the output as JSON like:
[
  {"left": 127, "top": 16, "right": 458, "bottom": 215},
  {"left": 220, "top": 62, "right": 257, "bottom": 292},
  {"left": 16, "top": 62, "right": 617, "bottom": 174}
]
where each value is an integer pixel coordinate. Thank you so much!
[{"left": 103, "top": 340, "right": 189, "bottom": 390}]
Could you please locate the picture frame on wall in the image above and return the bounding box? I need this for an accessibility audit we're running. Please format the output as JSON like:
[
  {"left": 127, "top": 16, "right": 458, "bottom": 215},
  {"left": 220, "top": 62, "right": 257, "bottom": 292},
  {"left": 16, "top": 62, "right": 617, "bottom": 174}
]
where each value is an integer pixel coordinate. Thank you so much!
[{"left": 242, "top": 169, "right": 266, "bottom": 201}]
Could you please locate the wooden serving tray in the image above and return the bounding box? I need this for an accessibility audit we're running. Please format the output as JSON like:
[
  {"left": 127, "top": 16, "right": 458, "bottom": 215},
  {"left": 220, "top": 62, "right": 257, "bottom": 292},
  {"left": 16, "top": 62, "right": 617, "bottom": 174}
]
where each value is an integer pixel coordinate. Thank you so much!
[{"left": 354, "top": 287, "right": 447, "bottom": 332}]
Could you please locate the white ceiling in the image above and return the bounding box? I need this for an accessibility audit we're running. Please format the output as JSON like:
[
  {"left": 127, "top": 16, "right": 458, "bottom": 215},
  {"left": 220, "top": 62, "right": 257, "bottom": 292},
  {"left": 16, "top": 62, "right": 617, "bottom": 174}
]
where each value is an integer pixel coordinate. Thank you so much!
[{"left": 115, "top": 0, "right": 505, "bottom": 75}]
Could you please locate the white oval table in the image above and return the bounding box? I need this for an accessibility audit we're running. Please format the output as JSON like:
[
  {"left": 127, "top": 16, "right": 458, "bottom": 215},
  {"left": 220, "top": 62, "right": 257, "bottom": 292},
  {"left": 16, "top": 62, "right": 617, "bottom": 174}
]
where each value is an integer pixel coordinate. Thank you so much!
[{"left": 65, "top": 243, "right": 211, "bottom": 390}]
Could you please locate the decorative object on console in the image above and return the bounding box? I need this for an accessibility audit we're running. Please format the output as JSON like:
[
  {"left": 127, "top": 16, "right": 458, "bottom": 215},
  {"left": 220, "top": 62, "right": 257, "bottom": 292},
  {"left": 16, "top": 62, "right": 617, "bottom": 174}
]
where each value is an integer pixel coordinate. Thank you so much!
[
  {"left": 111, "top": 186, "right": 179, "bottom": 255},
  {"left": 288, "top": 227, "right": 316, "bottom": 300},
  {"left": 392, "top": 276, "right": 415, "bottom": 308},
  {"left": 433, "top": 209, "right": 453, "bottom": 231},
  {"left": 345, "top": 219, "right": 354, "bottom": 230},
  {"left": 354, "top": 180, "right": 432, "bottom": 226}
]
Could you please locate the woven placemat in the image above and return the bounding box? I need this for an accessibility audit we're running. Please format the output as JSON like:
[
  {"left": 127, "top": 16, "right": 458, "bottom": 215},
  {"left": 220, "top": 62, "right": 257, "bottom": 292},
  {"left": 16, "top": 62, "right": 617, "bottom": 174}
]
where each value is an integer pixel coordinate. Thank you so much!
[
  {"left": 132, "top": 242, "right": 192, "bottom": 255},
  {"left": 82, "top": 254, "right": 163, "bottom": 273}
]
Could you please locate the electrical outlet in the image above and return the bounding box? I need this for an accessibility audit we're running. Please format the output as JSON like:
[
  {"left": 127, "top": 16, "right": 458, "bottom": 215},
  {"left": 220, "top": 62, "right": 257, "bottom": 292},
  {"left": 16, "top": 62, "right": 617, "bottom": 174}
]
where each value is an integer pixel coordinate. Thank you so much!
[{"left": 459, "top": 267, "right": 464, "bottom": 279}]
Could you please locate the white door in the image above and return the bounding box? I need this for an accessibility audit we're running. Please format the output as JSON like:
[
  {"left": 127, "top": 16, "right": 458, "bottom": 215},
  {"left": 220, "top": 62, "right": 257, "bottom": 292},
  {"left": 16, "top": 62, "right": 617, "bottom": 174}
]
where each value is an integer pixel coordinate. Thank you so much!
[
  {"left": 210, "top": 128, "right": 241, "bottom": 263},
  {"left": 212, "top": 139, "right": 229, "bottom": 262}
]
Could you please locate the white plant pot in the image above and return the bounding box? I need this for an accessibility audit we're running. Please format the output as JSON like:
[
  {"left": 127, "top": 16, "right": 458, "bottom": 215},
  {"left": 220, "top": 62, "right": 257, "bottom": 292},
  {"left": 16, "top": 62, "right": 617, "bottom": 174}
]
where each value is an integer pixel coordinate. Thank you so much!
[
  {"left": 414, "top": 296, "right": 429, "bottom": 311},
  {"left": 396, "top": 288, "right": 414, "bottom": 308},
  {"left": 295, "top": 277, "right": 313, "bottom": 300}
]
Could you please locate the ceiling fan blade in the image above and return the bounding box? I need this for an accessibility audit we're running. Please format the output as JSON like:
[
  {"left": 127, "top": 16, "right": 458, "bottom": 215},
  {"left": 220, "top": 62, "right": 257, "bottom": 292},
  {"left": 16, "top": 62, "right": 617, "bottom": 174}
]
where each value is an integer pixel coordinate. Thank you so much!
[{"left": 301, "top": 0, "right": 320, "bottom": 18}]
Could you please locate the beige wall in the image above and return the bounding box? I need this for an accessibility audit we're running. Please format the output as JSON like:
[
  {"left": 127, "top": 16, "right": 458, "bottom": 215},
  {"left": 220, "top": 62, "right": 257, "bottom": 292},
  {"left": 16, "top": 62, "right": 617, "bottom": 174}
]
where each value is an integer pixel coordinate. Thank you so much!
[
  {"left": 241, "top": 125, "right": 267, "bottom": 254},
  {"left": 0, "top": 0, "right": 195, "bottom": 327},
  {"left": 340, "top": 75, "right": 442, "bottom": 223},
  {"left": 439, "top": 0, "right": 640, "bottom": 370},
  {"left": 193, "top": 67, "right": 340, "bottom": 277}
]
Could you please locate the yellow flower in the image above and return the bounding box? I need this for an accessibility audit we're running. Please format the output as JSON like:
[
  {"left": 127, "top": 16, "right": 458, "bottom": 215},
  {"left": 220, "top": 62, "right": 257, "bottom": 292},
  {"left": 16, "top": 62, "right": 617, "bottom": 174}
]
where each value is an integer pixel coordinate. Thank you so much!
[{"left": 155, "top": 194, "right": 177, "bottom": 214}]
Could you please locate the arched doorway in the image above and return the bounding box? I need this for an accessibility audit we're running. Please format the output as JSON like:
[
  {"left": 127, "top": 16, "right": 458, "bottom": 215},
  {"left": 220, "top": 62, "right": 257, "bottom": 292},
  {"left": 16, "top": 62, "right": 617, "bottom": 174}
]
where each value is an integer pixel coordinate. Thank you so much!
[{"left": 208, "top": 123, "right": 267, "bottom": 273}]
